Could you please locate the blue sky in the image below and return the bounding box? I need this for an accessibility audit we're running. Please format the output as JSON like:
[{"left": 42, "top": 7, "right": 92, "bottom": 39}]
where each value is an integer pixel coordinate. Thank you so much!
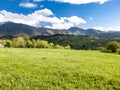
[{"left": 0, "top": 0, "right": 120, "bottom": 31}]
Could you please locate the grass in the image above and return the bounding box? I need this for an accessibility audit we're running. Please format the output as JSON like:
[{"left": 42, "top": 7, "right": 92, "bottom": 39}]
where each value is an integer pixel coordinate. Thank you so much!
[{"left": 0, "top": 48, "right": 120, "bottom": 90}]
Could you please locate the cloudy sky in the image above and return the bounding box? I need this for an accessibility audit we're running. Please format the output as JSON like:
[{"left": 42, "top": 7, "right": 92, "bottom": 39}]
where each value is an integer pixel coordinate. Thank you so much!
[{"left": 0, "top": 0, "right": 120, "bottom": 31}]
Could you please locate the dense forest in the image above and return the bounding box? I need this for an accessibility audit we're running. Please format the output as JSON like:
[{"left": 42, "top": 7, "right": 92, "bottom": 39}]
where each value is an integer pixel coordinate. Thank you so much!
[{"left": 32, "top": 34, "right": 109, "bottom": 50}]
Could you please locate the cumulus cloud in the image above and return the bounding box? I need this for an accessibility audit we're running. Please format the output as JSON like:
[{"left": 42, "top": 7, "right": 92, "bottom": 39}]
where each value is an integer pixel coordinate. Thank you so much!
[
  {"left": 93, "top": 26, "right": 120, "bottom": 31},
  {"left": 0, "top": 9, "right": 86, "bottom": 29},
  {"left": 32, "top": 8, "right": 54, "bottom": 16},
  {"left": 19, "top": 2, "right": 37, "bottom": 8},
  {"left": 44, "top": 16, "right": 86, "bottom": 29},
  {"left": 49, "top": 0, "right": 109, "bottom": 4}
]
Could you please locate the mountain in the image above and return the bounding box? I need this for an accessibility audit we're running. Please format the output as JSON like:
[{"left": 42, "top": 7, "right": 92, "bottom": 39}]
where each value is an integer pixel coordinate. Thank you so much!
[
  {"left": 67, "top": 27, "right": 104, "bottom": 35},
  {"left": 0, "top": 22, "right": 67, "bottom": 37},
  {"left": 0, "top": 22, "right": 120, "bottom": 39}
]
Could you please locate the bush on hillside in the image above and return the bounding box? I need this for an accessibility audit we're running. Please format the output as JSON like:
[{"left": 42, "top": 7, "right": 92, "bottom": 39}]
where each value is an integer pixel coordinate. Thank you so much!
[
  {"left": 106, "top": 41, "right": 120, "bottom": 53},
  {"left": 5, "top": 40, "right": 12, "bottom": 47},
  {"left": 64, "top": 45, "right": 71, "bottom": 49},
  {"left": 55, "top": 44, "right": 64, "bottom": 49},
  {"left": 97, "top": 46, "right": 108, "bottom": 52},
  {"left": 117, "top": 49, "right": 120, "bottom": 54}
]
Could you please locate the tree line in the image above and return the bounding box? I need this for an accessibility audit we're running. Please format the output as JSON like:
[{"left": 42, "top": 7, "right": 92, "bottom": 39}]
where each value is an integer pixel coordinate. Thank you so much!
[
  {"left": 2, "top": 36, "right": 120, "bottom": 54},
  {"left": 4, "top": 37, "right": 71, "bottom": 49},
  {"left": 32, "top": 34, "right": 108, "bottom": 50}
]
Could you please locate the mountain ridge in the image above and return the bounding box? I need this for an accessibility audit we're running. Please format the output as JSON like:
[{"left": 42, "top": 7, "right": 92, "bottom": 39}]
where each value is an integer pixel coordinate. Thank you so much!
[{"left": 0, "top": 22, "right": 120, "bottom": 39}]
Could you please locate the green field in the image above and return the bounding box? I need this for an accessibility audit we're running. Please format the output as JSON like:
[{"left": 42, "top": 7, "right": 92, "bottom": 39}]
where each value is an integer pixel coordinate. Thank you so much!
[{"left": 0, "top": 48, "right": 120, "bottom": 90}]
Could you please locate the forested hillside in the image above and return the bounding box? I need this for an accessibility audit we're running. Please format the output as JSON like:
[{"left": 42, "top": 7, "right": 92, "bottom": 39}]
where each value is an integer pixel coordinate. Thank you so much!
[{"left": 32, "top": 34, "right": 109, "bottom": 50}]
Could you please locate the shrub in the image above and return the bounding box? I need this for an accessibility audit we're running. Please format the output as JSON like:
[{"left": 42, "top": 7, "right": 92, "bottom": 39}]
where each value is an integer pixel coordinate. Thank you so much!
[
  {"left": 49, "top": 43, "right": 54, "bottom": 48},
  {"left": 55, "top": 44, "right": 64, "bottom": 49},
  {"left": 106, "top": 41, "right": 120, "bottom": 53},
  {"left": 117, "top": 49, "right": 120, "bottom": 54},
  {"left": 64, "top": 45, "right": 71, "bottom": 49},
  {"left": 97, "top": 46, "right": 108, "bottom": 52},
  {"left": 5, "top": 40, "right": 12, "bottom": 47}
]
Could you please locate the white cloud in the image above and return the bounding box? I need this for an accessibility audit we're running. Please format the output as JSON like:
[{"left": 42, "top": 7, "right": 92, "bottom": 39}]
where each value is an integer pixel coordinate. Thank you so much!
[
  {"left": 31, "top": 8, "right": 54, "bottom": 16},
  {"left": 93, "top": 26, "right": 120, "bottom": 31},
  {"left": 46, "top": 16, "right": 86, "bottom": 29},
  {"left": 0, "top": 9, "right": 86, "bottom": 29},
  {"left": 49, "top": 0, "right": 109, "bottom": 4},
  {"left": 33, "top": 0, "right": 44, "bottom": 2},
  {"left": 19, "top": 2, "right": 37, "bottom": 8}
]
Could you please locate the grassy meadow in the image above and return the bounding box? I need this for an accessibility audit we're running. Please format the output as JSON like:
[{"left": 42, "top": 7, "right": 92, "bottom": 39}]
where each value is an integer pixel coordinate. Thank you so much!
[{"left": 0, "top": 48, "right": 120, "bottom": 90}]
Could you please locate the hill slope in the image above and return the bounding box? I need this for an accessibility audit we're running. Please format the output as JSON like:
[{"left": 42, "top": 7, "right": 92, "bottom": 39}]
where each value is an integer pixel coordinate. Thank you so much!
[
  {"left": 0, "top": 22, "right": 67, "bottom": 37},
  {"left": 32, "top": 34, "right": 108, "bottom": 50},
  {"left": 0, "top": 22, "right": 120, "bottom": 39}
]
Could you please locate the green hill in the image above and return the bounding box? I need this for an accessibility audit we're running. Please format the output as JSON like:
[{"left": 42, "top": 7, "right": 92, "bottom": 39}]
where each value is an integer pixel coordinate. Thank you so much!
[{"left": 32, "top": 34, "right": 109, "bottom": 50}]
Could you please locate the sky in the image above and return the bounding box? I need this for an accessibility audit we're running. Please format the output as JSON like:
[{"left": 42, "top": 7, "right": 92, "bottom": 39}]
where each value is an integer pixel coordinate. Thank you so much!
[{"left": 0, "top": 0, "right": 120, "bottom": 31}]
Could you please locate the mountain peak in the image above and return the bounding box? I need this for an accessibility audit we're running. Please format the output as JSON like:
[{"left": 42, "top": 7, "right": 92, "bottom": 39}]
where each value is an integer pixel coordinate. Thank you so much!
[{"left": 0, "top": 22, "right": 120, "bottom": 39}]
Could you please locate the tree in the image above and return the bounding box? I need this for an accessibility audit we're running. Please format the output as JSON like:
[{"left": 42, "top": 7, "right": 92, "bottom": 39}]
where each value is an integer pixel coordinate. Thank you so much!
[
  {"left": 12, "top": 37, "right": 25, "bottom": 48},
  {"left": 5, "top": 40, "right": 12, "bottom": 47},
  {"left": 31, "top": 39, "right": 37, "bottom": 48},
  {"left": 26, "top": 40, "right": 32, "bottom": 48},
  {"left": 12, "top": 38, "right": 19, "bottom": 47},
  {"left": 18, "top": 37, "right": 25, "bottom": 48},
  {"left": 39, "top": 40, "right": 49, "bottom": 48},
  {"left": 36, "top": 39, "right": 41, "bottom": 48},
  {"left": 106, "top": 41, "right": 120, "bottom": 53}
]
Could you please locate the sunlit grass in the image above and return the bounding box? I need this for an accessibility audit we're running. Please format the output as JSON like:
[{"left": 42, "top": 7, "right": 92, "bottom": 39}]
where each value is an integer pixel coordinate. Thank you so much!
[{"left": 0, "top": 48, "right": 120, "bottom": 90}]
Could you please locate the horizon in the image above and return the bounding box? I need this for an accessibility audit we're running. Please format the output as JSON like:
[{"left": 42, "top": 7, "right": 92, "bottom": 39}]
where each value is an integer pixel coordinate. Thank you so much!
[
  {"left": 0, "top": 0, "right": 120, "bottom": 31},
  {"left": 0, "top": 20, "right": 119, "bottom": 32}
]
